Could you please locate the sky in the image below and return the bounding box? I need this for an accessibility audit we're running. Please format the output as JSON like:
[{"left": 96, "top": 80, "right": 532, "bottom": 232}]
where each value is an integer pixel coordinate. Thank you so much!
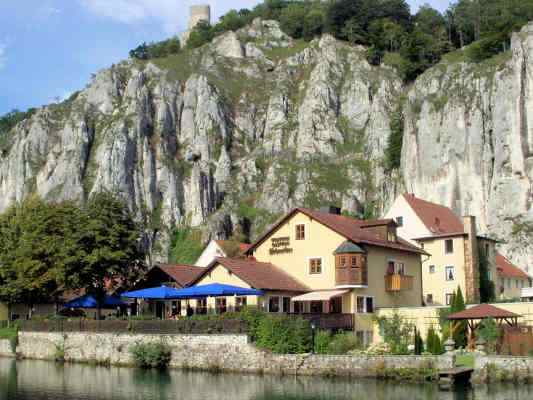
[{"left": 0, "top": 0, "right": 452, "bottom": 115}]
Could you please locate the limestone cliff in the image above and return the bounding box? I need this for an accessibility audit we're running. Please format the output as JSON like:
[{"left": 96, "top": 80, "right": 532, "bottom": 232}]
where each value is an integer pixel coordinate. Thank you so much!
[{"left": 1, "top": 19, "right": 531, "bottom": 269}]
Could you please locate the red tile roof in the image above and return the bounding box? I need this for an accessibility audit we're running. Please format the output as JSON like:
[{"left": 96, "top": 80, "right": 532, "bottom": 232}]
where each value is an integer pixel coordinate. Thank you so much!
[
  {"left": 496, "top": 253, "right": 530, "bottom": 279},
  {"left": 402, "top": 193, "right": 465, "bottom": 235},
  {"left": 247, "top": 208, "right": 427, "bottom": 255},
  {"left": 215, "top": 240, "right": 251, "bottom": 256},
  {"left": 448, "top": 304, "right": 520, "bottom": 320},
  {"left": 195, "top": 257, "right": 309, "bottom": 292},
  {"left": 156, "top": 264, "right": 205, "bottom": 287}
]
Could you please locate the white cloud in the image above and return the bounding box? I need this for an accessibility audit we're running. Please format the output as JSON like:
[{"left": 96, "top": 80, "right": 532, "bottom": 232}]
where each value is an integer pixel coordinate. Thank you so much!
[
  {"left": 0, "top": 44, "right": 6, "bottom": 70},
  {"left": 79, "top": 0, "right": 262, "bottom": 33}
]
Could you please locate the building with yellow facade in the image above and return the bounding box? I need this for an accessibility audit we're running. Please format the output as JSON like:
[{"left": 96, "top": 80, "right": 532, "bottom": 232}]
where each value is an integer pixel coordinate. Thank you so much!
[
  {"left": 385, "top": 194, "right": 498, "bottom": 305},
  {"left": 189, "top": 207, "right": 426, "bottom": 341}
]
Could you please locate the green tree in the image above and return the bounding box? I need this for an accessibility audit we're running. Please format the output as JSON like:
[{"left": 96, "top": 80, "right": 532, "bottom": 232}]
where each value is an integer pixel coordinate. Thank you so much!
[
  {"left": 426, "top": 325, "right": 444, "bottom": 355},
  {"left": 279, "top": 3, "right": 307, "bottom": 38},
  {"left": 303, "top": 7, "right": 326, "bottom": 40},
  {"left": 375, "top": 311, "right": 414, "bottom": 354},
  {"left": 451, "top": 287, "right": 467, "bottom": 348},
  {"left": 186, "top": 21, "right": 214, "bottom": 49},
  {"left": 414, "top": 327, "right": 424, "bottom": 355},
  {"left": 0, "top": 198, "right": 84, "bottom": 315},
  {"left": 478, "top": 317, "right": 501, "bottom": 354},
  {"left": 58, "top": 192, "right": 145, "bottom": 318}
]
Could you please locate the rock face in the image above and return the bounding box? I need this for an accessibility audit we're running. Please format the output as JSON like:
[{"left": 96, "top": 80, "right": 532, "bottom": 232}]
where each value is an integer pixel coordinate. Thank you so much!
[{"left": 0, "top": 19, "right": 531, "bottom": 269}]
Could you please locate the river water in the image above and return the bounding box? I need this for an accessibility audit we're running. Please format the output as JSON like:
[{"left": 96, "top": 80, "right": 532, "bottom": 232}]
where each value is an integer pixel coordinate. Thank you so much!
[{"left": 0, "top": 358, "right": 531, "bottom": 400}]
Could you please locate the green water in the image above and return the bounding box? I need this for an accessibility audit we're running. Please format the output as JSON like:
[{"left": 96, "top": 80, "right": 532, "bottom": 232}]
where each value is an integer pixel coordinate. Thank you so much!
[{"left": 0, "top": 358, "right": 531, "bottom": 400}]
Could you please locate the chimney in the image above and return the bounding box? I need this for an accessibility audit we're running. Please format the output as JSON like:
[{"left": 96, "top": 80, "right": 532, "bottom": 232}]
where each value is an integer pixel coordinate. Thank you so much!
[
  {"left": 463, "top": 216, "right": 480, "bottom": 303},
  {"left": 320, "top": 206, "right": 342, "bottom": 215}
]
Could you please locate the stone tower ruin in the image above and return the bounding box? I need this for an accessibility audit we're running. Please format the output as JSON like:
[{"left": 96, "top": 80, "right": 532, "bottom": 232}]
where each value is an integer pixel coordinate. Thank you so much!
[{"left": 182, "top": 4, "right": 211, "bottom": 44}]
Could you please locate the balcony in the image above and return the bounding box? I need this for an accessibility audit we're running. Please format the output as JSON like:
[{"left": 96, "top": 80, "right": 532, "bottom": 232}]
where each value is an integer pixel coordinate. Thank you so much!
[
  {"left": 385, "top": 274, "right": 414, "bottom": 292},
  {"left": 336, "top": 267, "right": 368, "bottom": 286}
]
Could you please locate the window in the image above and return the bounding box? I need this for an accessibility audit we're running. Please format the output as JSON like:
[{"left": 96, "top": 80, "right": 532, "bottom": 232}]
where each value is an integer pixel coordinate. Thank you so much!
[
  {"left": 215, "top": 297, "right": 227, "bottom": 314},
  {"left": 485, "top": 243, "right": 490, "bottom": 256},
  {"left": 396, "top": 216, "right": 403, "bottom": 227},
  {"left": 507, "top": 278, "right": 511, "bottom": 289},
  {"left": 351, "top": 256, "right": 357, "bottom": 267},
  {"left": 420, "top": 243, "right": 425, "bottom": 249},
  {"left": 445, "top": 266, "right": 455, "bottom": 281},
  {"left": 293, "top": 301, "right": 303, "bottom": 314},
  {"left": 429, "top": 265, "right": 436, "bottom": 274},
  {"left": 395, "top": 262, "right": 405, "bottom": 275},
  {"left": 356, "top": 296, "right": 374, "bottom": 313},
  {"left": 235, "top": 297, "right": 247, "bottom": 312},
  {"left": 516, "top": 280, "right": 520, "bottom": 289},
  {"left": 295, "top": 224, "right": 305, "bottom": 240},
  {"left": 340, "top": 256, "right": 347, "bottom": 267},
  {"left": 310, "top": 301, "right": 323, "bottom": 313},
  {"left": 282, "top": 297, "right": 291, "bottom": 313},
  {"left": 269, "top": 297, "right": 280, "bottom": 313},
  {"left": 446, "top": 293, "right": 454, "bottom": 306},
  {"left": 487, "top": 270, "right": 492, "bottom": 281},
  {"left": 309, "top": 258, "right": 322, "bottom": 274},
  {"left": 445, "top": 239, "right": 454, "bottom": 254},
  {"left": 426, "top": 294, "right": 433, "bottom": 304},
  {"left": 197, "top": 298, "right": 207, "bottom": 315},
  {"left": 356, "top": 331, "right": 374, "bottom": 348}
]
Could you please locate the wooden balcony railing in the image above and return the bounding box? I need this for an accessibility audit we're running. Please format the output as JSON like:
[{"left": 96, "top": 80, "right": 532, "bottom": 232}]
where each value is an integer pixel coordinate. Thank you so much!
[
  {"left": 385, "top": 274, "right": 414, "bottom": 292},
  {"left": 336, "top": 267, "right": 368, "bottom": 286}
]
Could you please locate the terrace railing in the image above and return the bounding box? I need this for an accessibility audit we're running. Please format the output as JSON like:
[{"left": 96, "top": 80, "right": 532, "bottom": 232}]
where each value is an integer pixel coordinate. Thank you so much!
[{"left": 18, "top": 319, "right": 248, "bottom": 335}]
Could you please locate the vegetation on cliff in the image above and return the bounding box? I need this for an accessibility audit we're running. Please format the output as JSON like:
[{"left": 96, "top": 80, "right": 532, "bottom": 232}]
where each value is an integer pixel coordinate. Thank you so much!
[{"left": 131, "top": 0, "right": 533, "bottom": 81}]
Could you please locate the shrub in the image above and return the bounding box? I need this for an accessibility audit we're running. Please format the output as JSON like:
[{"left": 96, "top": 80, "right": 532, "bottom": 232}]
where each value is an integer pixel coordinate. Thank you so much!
[
  {"left": 426, "top": 326, "right": 444, "bottom": 355},
  {"left": 375, "top": 312, "right": 414, "bottom": 355},
  {"left": 255, "top": 315, "right": 312, "bottom": 354},
  {"left": 314, "top": 330, "right": 332, "bottom": 354},
  {"left": 130, "top": 342, "right": 172, "bottom": 369},
  {"left": 326, "top": 331, "right": 362, "bottom": 354},
  {"left": 478, "top": 317, "right": 501, "bottom": 354}
]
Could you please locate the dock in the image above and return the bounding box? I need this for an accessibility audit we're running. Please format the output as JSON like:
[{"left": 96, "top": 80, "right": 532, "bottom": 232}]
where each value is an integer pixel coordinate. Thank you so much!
[{"left": 438, "top": 367, "right": 474, "bottom": 390}]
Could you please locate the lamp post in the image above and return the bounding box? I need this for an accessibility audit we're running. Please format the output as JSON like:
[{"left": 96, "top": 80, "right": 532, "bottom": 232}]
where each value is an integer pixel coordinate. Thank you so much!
[{"left": 311, "top": 322, "right": 316, "bottom": 353}]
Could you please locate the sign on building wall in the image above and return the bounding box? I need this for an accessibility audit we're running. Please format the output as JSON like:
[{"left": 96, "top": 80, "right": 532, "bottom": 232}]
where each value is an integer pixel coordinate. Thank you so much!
[{"left": 269, "top": 237, "right": 293, "bottom": 255}]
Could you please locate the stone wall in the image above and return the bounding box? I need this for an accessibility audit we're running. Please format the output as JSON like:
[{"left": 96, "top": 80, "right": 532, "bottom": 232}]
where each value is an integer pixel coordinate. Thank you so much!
[
  {"left": 472, "top": 355, "right": 533, "bottom": 383},
  {"left": 0, "top": 339, "right": 13, "bottom": 357},
  {"left": 13, "top": 332, "right": 453, "bottom": 376}
]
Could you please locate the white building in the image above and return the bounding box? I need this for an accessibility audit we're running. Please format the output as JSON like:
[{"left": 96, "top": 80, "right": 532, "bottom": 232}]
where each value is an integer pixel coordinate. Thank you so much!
[{"left": 195, "top": 240, "right": 250, "bottom": 267}]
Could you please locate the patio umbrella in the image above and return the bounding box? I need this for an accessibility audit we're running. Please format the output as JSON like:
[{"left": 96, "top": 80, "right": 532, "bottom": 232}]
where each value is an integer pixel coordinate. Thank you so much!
[
  {"left": 121, "top": 285, "right": 184, "bottom": 300},
  {"left": 169, "top": 283, "right": 263, "bottom": 299},
  {"left": 63, "top": 294, "right": 125, "bottom": 309}
]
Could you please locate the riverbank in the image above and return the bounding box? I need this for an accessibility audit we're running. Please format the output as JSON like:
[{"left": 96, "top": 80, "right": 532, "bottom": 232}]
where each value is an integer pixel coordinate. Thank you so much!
[{"left": 1, "top": 332, "right": 533, "bottom": 383}]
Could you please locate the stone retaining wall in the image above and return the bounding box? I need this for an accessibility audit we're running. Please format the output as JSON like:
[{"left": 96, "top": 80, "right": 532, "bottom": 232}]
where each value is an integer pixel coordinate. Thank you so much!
[
  {"left": 13, "top": 332, "right": 453, "bottom": 376},
  {"left": 471, "top": 355, "right": 533, "bottom": 383},
  {"left": 0, "top": 339, "right": 13, "bottom": 357}
]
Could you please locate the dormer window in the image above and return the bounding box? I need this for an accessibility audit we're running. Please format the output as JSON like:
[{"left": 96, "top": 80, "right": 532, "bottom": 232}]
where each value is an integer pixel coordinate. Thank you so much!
[
  {"left": 295, "top": 224, "right": 305, "bottom": 240},
  {"left": 396, "top": 217, "right": 403, "bottom": 227}
]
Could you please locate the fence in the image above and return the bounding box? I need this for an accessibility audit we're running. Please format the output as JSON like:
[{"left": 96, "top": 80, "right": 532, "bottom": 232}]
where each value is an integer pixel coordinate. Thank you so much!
[
  {"left": 501, "top": 326, "right": 533, "bottom": 356},
  {"left": 18, "top": 319, "right": 248, "bottom": 335}
]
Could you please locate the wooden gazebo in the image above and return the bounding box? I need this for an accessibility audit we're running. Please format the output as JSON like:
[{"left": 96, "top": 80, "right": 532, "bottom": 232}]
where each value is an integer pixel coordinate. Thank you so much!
[{"left": 447, "top": 304, "right": 521, "bottom": 348}]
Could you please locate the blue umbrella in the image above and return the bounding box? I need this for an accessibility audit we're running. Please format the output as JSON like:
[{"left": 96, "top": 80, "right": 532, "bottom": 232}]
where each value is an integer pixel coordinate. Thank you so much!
[
  {"left": 169, "top": 283, "right": 263, "bottom": 299},
  {"left": 121, "top": 285, "right": 184, "bottom": 300},
  {"left": 63, "top": 294, "right": 125, "bottom": 309}
]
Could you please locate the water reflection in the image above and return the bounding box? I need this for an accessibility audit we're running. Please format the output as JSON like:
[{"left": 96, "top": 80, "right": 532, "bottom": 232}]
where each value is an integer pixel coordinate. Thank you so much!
[{"left": 0, "top": 358, "right": 531, "bottom": 400}]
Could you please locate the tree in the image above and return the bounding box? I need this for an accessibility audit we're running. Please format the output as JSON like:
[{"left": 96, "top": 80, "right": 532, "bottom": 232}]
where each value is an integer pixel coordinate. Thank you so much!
[
  {"left": 186, "top": 21, "right": 214, "bottom": 49},
  {"left": 478, "top": 317, "right": 501, "bottom": 354},
  {"left": 451, "top": 287, "right": 467, "bottom": 348},
  {"left": 303, "top": 8, "right": 326, "bottom": 40},
  {"left": 58, "top": 192, "right": 145, "bottom": 319},
  {"left": 426, "top": 325, "right": 444, "bottom": 355},
  {"left": 0, "top": 198, "right": 84, "bottom": 315},
  {"left": 375, "top": 312, "right": 414, "bottom": 354},
  {"left": 414, "top": 327, "right": 424, "bottom": 355},
  {"left": 279, "top": 3, "right": 307, "bottom": 38}
]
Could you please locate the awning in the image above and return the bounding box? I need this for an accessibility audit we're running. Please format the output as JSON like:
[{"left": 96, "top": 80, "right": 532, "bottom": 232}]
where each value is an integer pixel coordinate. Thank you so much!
[
  {"left": 167, "top": 283, "right": 264, "bottom": 299},
  {"left": 291, "top": 290, "right": 349, "bottom": 302},
  {"left": 121, "top": 285, "right": 184, "bottom": 300},
  {"left": 63, "top": 294, "right": 125, "bottom": 309}
]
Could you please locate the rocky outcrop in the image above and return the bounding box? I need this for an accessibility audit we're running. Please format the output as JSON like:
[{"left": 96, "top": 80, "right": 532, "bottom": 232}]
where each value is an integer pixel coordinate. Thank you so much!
[{"left": 0, "top": 19, "right": 531, "bottom": 269}]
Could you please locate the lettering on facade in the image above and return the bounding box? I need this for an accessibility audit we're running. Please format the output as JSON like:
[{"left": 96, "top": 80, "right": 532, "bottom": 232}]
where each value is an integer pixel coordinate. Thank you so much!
[{"left": 269, "top": 236, "right": 293, "bottom": 255}]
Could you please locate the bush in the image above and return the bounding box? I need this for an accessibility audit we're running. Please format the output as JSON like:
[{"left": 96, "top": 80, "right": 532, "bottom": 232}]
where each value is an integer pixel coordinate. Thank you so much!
[
  {"left": 325, "top": 331, "right": 362, "bottom": 354},
  {"left": 478, "top": 317, "right": 501, "bottom": 354},
  {"left": 375, "top": 312, "right": 414, "bottom": 355},
  {"left": 130, "top": 342, "right": 172, "bottom": 369},
  {"left": 129, "top": 37, "right": 181, "bottom": 60},
  {"left": 255, "top": 315, "right": 312, "bottom": 354},
  {"left": 314, "top": 330, "right": 332, "bottom": 354}
]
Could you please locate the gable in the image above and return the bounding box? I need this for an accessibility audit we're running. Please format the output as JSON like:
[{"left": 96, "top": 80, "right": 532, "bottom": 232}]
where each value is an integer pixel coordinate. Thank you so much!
[{"left": 195, "top": 263, "right": 252, "bottom": 288}]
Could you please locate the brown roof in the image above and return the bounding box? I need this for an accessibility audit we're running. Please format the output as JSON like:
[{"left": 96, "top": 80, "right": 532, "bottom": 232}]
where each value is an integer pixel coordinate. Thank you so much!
[
  {"left": 156, "top": 264, "right": 205, "bottom": 288},
  {"left": 448, "top": 304, "right": 521, "bottom": 320},
  {"left": 247, "top": 208, "right": 427, "bottom": 255},
  {"left": 194, "top": 257, "right": 309, "bottom": 292},
  {"left": 496, "top": 253, "right": 530, "bottom": 279},
  {"left": 402, "top": 193, "right": 465, "bottom": 235},
  {"left": 215, "top": 240, "right": 251, "bottom": 256}
]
